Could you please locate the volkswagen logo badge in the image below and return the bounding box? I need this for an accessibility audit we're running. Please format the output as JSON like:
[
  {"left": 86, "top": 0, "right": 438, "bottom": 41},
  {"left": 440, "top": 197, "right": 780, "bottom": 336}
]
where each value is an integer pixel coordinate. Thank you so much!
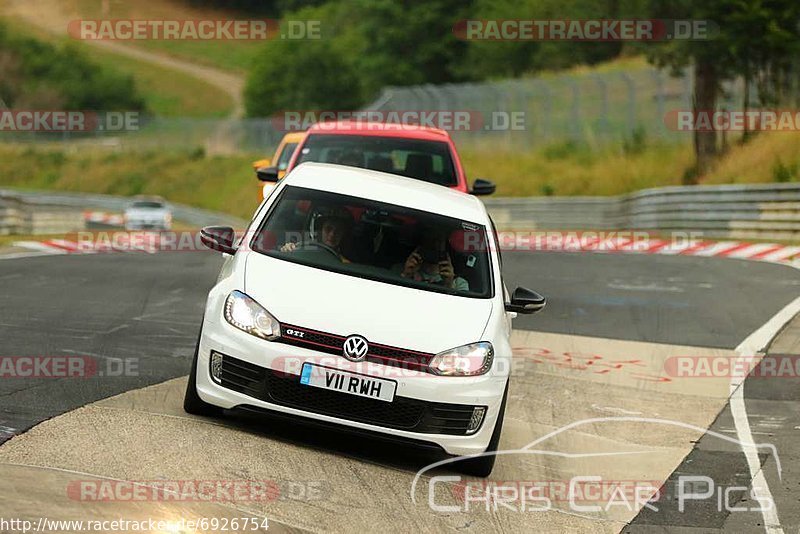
[{"left": 342, "top": 335, "right": 369, "bottom": 362}]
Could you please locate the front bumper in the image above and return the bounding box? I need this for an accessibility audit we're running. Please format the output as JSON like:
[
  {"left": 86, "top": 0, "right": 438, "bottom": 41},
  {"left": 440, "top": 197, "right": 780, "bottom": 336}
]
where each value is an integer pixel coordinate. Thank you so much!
[
  {"left": 125, "top": 221, "right": 170, "bottom": 230},
  {"left": 195, "top": 319, "right": 507, "bottom": 456}
]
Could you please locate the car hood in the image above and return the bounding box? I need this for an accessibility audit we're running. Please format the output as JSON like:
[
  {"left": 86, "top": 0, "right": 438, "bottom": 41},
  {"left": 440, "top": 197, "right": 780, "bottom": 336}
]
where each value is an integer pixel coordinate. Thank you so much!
[{"left": 244, "top": 252, "right": 493, "bottom": 354}]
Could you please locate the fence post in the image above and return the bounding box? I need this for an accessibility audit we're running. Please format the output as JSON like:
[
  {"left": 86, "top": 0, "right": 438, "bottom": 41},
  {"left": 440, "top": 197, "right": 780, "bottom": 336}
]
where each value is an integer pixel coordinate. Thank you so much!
[
  {"left": 592, "top": 74, "right": 609, "bottom": 138},
  {"left": 620, "top": 72, "right": 636, "bottom": 135},
  {"left": 568, "top": 78, "right": 581, "bottom": 141},
  {"left": 652, "top": 69, "right": 665, "bottom": 138}
]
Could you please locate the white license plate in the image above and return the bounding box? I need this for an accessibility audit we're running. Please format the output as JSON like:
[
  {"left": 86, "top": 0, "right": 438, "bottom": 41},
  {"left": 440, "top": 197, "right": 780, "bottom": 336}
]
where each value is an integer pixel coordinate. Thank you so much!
[{"left": 299, "top": 363, "right": 396, "bottom": 402}]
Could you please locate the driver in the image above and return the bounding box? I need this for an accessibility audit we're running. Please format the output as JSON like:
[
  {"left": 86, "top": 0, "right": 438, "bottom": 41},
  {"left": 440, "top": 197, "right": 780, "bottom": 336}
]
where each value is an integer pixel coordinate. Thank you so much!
[
  {"left": 280, "top": 206, "right": 353, "bottom": 263},
  {"left": 399, "top": 228, "right": 469, "bottom": 291}
]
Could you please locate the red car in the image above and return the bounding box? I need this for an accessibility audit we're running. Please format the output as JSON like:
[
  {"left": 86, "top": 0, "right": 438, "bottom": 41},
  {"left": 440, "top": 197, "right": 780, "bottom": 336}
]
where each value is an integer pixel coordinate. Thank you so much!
[{"left": 256, "top": 121, "right": 495, "bottom": 196}]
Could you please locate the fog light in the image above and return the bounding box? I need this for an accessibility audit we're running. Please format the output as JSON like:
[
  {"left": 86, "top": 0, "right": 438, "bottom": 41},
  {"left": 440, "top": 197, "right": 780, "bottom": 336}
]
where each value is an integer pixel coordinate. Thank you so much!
[
  {"left": 466, "top": 406, "right": 486, "bottom": 434},
  {"left": 210, "top": 351, "right": 223, "bottom": 384}
]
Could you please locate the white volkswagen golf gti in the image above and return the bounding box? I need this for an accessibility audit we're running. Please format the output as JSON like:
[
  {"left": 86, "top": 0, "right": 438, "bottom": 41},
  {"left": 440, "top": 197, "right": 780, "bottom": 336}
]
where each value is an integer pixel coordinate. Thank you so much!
[{"left": 184, "top": 162, "right": 544, "bottom": 476}]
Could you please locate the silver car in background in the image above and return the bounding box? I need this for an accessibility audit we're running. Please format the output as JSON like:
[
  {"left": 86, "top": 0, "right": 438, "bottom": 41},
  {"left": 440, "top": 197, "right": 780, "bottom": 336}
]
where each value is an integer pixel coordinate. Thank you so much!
[{"left": 124, "top": 197, "right": 173, "bottom": 230}]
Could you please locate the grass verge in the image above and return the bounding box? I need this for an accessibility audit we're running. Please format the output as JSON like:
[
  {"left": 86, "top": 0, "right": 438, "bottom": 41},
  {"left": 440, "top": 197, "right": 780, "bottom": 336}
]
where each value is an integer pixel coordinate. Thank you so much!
[
  {"left": 1, "top": 131, "right": 798, "bottom": 223},
  {"left": 0, "top": 145, "right": 262, "bottom": 220}
]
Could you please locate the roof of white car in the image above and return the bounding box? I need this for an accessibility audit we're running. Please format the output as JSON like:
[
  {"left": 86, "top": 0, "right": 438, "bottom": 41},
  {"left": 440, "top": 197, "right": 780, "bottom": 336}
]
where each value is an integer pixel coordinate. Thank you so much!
[{"left": 283, "top": 163, "right": 488, "bottom": 223}]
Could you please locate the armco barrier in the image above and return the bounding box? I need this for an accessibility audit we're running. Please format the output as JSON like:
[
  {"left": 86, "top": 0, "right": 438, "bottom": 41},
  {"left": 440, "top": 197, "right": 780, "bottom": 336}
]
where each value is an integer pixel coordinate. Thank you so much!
[
  {"left": 0, "top": 189, "right": 247, "bottom": 231},
  {"left": 482, "top": 183, "right": 800, "bottom": 241},
  {"left": 3, "top": 184, "right": 799, "bottom": 241},
  {"left": 0, "top": 195, "right": 84, "bottom": 235}
]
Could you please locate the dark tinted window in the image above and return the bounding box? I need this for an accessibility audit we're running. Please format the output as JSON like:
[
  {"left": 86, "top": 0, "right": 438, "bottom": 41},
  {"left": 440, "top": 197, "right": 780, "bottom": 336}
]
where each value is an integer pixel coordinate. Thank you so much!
[
  {"left": 295, "top": 134, "right": 458, "bottom": 187},
  {"left": 252, "top": 186, "right": 491, "bottom": 298},
  {"left": 130, "top": 201, "right": 164, "bottom": 209}
]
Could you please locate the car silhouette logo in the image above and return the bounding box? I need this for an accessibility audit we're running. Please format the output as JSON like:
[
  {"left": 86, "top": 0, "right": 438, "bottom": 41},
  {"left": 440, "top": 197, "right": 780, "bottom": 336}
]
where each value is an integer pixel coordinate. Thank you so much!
[{"left": 343, "top": 335, "right": 369, "bottom": 362}]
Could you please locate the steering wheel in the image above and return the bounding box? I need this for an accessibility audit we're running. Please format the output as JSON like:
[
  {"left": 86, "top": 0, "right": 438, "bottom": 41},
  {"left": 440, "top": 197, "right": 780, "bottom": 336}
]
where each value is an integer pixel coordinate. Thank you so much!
[{"left": 300, "top": 241, "right": 341, "bottom": 260}]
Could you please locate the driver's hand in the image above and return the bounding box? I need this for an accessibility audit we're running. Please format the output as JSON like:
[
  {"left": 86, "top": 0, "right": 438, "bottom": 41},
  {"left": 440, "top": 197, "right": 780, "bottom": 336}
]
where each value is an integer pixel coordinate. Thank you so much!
[
  {"left": 280, "top": 242, "right": 298, "bottom": 253},
  {"left": 402, "top": 250, "right": 422, "bottom": 278},
  {"left": 439, "top": 257, "right": 455, "bottom": 287}
]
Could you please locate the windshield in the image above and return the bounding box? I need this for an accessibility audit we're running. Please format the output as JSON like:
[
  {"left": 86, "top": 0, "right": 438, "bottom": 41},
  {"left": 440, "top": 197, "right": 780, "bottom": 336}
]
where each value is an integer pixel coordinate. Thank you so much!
[
  {"left": 294, "top": 134, "right": 458, "bottom": 187},
  {"left": 251, "top": 185, "right": 492, "bottom": 298},
  {"left": 277, "top": 142, "right": 298, "bottom": 171},
  {"left": 130, "top": 201, "right": 164, "bottom": 209}
]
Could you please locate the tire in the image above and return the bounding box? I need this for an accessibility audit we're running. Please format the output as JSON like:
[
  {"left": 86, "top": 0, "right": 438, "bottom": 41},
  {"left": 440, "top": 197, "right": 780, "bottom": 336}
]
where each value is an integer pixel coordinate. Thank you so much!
[
  {"left": 454, "top": 381, "right": 509, "bottom": 478},
  {"left": 183, "top": 325, "right": 222, "bottom": 417}
]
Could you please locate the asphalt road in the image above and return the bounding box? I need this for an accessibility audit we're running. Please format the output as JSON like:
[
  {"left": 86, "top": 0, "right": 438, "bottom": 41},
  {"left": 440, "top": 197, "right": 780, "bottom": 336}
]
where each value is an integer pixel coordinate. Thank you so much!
[
  {"left": 0, "top": 249, "right": 798, "bottom": 531},
  {"left": 0, "top": 251, "right": 222, "bottom": 443},
  {"left": 504, "top": 250, "right": 800, "bottom": 349}
]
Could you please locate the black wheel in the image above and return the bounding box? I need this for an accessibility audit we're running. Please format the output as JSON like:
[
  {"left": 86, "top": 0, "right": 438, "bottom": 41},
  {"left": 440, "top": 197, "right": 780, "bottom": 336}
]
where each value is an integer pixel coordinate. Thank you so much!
[
  {"left": 454, "top": 381, "right": 509, "bottom": 477},
  {"left": 183, "top": 325, "right": 222, "bottom": 417}
]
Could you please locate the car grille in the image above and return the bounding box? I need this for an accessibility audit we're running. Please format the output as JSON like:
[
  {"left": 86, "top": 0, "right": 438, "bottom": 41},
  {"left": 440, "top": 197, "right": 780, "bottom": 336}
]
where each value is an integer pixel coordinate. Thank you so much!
[
  {"left": 277, "top": 324, "right": 435, "bottom": 373},
  {"left": 216, "top": 353, "right": 480, "bottom": 435}
]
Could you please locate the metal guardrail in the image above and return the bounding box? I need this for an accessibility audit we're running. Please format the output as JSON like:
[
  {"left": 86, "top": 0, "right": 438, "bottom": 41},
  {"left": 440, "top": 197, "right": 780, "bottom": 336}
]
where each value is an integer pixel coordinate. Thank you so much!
[
  {"left": 482, "top": 183, "right": 800, "bottom": 241},
  {"left": 0, "top": 196, "right": 85, "bottom": 235},
  {"left": 0, "top": 189, "right": 247, "bottom": 233},
  {"left": 3, "top": 184, "right": 798, "bottom": 241}
]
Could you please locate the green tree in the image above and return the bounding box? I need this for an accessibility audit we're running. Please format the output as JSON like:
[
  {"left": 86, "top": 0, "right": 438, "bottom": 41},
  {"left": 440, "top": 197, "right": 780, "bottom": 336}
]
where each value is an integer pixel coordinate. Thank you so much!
[
  {"left": 245, "top": 38, "right": 363, "bottom": 117},
  {"left": 645, "top": 0, "right": 800, "bottom": 180},
  {"left": 349, "top": 0, "right": 472, "bottom": 97}
]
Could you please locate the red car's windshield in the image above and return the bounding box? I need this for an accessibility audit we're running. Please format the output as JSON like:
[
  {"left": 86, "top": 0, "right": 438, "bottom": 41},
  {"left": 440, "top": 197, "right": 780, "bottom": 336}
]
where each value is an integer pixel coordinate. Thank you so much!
[{"left": 294, "top": 134, "right": 458, "bottom": 187}]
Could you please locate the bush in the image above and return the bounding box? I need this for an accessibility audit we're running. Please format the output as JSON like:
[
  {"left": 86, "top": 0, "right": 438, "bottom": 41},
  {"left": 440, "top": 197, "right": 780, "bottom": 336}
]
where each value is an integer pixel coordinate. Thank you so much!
[
  {"left": 772, "top": 158, "right": 797, "bottom": 183},
  {"left": 188, "top": 146, "right": 206, "bottom": 161},
  {"left": 622, "top": 126, "right": 647, "bottom": 155},
  {"left": 542, "top": 140, "right": 579, "bottom": 160},
  {"left": 0, "top": 22, "right": 144, "bottom": 111}
]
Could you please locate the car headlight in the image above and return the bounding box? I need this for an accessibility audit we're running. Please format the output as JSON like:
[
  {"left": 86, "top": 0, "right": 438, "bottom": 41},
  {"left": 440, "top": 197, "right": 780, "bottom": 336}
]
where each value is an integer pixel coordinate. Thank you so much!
[
  {"left": 429, "top": 342, "right": 494, "bottom": 376},
  {"left": 224, "top": 290, "right": 280, "bottom": 340}
]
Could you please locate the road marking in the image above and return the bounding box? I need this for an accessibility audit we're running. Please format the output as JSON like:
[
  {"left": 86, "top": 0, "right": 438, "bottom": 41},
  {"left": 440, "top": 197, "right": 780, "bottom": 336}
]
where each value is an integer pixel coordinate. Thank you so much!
[
  {"left": 590, "top": 404, "right": 642, "bottom": 415},
  {"left": 731, "top": 294, "right": 800, "bottom": 534},
  {"left": 607, "top": 281, "right": 684, "bottom": 292}
]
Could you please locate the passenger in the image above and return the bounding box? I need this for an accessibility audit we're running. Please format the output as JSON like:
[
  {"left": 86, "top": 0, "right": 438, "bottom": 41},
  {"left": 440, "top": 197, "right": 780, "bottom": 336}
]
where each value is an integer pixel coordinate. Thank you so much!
[
  {"left": 281, "top": 206, "right": 353, "bottom": 263},
  {"left": 399, "top": 229, "right": 468, "bottom": 291}
]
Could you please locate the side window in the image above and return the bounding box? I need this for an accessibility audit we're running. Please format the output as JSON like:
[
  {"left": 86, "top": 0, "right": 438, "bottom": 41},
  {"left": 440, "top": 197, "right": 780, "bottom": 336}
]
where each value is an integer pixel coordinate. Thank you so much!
[{"left": 277, "top": 143, "right": 297, "bottom": 170}]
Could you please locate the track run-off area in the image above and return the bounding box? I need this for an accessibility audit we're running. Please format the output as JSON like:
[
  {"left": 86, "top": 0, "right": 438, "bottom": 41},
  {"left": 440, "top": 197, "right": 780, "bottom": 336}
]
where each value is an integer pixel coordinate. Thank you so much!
[{"left": 0, "top": 247, "right": 799, "bottom": 532}]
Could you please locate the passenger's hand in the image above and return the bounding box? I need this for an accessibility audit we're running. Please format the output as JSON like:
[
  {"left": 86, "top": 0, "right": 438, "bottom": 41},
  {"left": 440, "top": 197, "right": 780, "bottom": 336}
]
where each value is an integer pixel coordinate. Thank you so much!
[
  {"left": 402, "top": 250, "right": 422, "bottom": 278},
  {"left": 439, "top": 257, "right": 455, "bottom": 287},
  {"left": 280, "top": 242, "right": 298, "bottom": 253}
]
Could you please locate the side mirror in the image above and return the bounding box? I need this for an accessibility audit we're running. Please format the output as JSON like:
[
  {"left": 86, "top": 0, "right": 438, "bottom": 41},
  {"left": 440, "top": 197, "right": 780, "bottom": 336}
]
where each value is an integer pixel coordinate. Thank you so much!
[
  {"left": 256, "top": 166, "right": 280, "bottom": 183},
  {"left": 505, "top": 287, "right": 546, "bottom": 315},
  {"left": 200, "top": 226, "right": 237, "bottom": 255},
  {"left": 470, "top": 178, "right": 496, "bottom": 196}
]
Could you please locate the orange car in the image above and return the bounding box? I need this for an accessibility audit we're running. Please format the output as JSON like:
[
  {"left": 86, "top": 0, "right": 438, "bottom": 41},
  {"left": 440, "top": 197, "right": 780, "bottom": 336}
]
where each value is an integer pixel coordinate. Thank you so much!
[{"left": 253, "top": 131, "right": 305, "bottom": 200}]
